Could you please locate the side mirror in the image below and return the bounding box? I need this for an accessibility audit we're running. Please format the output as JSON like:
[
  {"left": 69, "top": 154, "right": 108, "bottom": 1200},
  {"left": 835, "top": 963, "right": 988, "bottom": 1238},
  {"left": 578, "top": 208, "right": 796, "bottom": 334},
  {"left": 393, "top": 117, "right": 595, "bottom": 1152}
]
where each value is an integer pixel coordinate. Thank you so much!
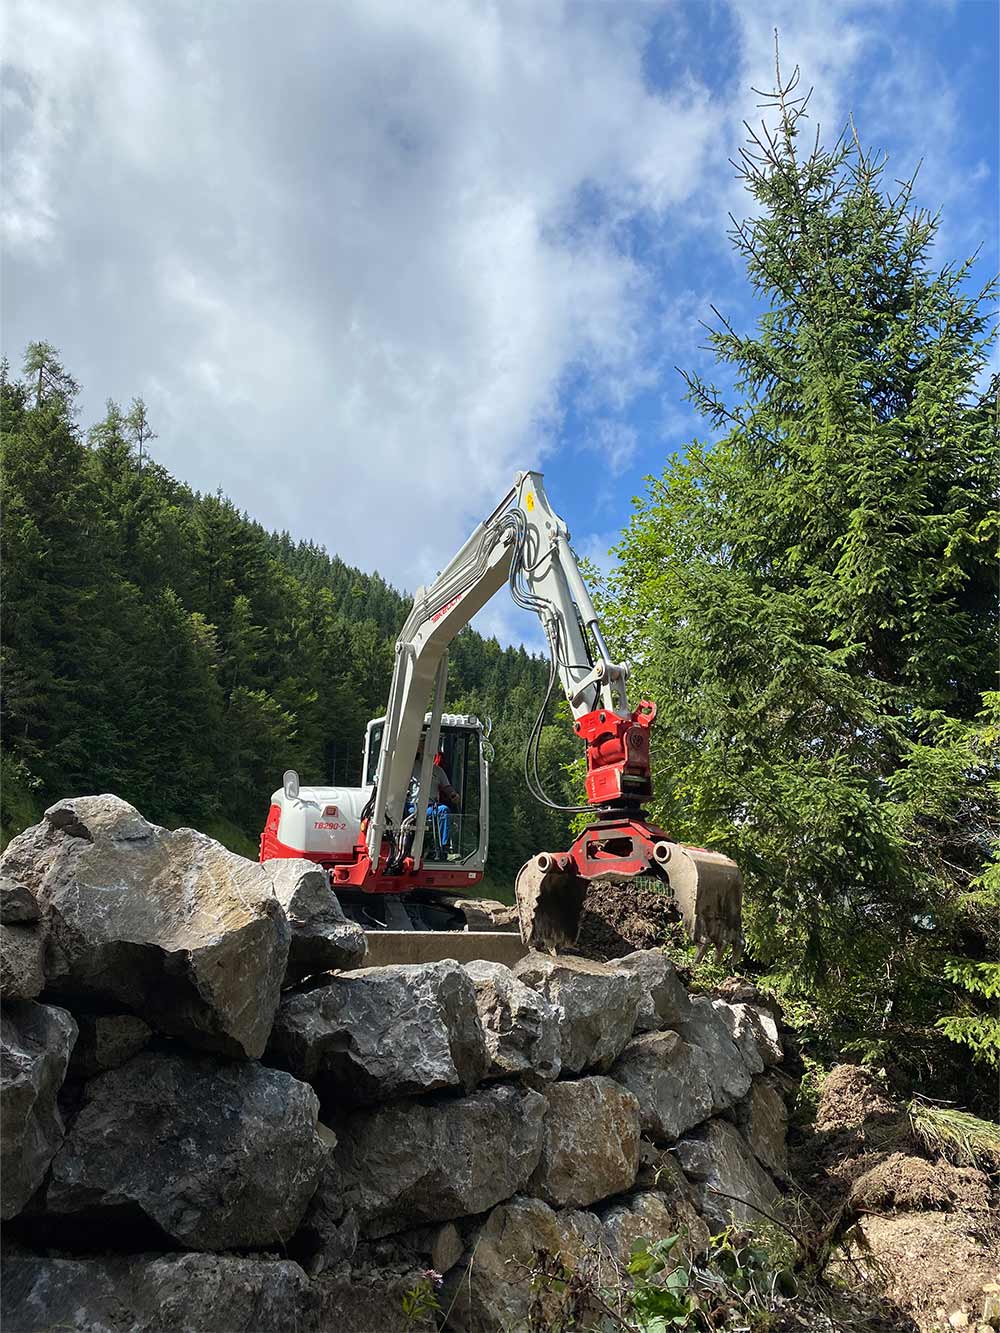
[{"left": 283, "top": 769, "right": 300, "bottom": 800}]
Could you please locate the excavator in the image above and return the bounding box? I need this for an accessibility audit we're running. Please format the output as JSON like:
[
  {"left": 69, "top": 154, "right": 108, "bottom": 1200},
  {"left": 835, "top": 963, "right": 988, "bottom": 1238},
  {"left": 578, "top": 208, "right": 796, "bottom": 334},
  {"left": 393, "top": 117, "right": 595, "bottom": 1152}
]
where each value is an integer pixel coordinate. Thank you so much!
[{"left": 259, "top": 470, "right": 741, "bottom": 957}]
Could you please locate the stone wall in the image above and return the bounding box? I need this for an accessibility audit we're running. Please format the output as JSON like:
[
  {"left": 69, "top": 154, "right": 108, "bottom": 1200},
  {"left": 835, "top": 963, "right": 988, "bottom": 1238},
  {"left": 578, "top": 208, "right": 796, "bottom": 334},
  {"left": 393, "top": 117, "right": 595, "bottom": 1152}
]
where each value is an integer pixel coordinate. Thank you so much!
[{"left": 1, "top": 796, "right": 790, "bottom": 1333}]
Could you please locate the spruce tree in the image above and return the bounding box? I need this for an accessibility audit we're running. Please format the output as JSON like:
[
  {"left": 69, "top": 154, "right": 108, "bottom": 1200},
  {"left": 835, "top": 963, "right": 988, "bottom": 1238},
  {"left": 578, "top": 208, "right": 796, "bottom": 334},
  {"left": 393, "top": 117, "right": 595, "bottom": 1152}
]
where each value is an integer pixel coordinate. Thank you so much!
[{"left": 606, "top": 64, "right": 999, "bottom": 1077}]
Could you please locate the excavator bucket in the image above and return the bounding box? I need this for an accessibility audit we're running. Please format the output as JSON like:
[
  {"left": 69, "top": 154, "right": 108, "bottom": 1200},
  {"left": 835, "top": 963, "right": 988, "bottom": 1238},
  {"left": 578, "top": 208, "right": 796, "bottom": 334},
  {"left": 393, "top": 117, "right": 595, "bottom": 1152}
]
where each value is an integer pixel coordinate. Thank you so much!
[
  {"left": 515, "top": 835, "right": 743, "bottom": 959},
  {"left": 657, "top": 843, "right": 743, "bottom": 961},
  {"left": 515, "top": 853, "right": 590, "bottom": 954}
]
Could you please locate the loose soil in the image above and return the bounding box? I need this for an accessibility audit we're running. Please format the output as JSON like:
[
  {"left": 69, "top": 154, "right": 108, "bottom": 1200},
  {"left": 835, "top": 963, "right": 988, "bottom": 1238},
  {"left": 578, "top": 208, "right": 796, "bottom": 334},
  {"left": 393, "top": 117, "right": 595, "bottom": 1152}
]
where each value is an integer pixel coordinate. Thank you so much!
[{"left": 575, "top": 878, "right": 686, "bottom": 961}]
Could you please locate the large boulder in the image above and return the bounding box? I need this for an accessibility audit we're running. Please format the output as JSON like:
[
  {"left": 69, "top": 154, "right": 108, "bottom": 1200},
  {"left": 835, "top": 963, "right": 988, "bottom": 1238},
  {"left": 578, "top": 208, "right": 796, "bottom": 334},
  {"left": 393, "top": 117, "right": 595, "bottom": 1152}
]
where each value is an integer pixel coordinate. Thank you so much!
[
  {"left": 711, "top": 999, "right": 782, "bottom": 1071},
  {"left": 0, "top": 797, "right": 289, "bottom": 1059},
  {"left": 613, "top": 949, "right": 691, "bottom": 1032},
  {"left": 528, "top": 1076, "right": 640, "bottom": 1207},
  {"left": 673, "top": 996, "right": 753, "bottom": 1111},
  {"left": 1, "top": 1001, "right": 77, "bottom": 1220},
  {"left": 512, "top": 953, "right": 642, "bottom": 1074},
  {"left": 736, "top": 1076, "right": 788, "bottom": 1179},
  {"left": 1, "top": 1253, "right": 315, "bottom": 1333},
  {"left": 463, "top": 959, "right": 561, "bottom": 1081},
  {"left": 44, "top": 1050, "right": 327, "bottom": 1250},
  {"left": 67, "top": 1013, "right": 152, "bottom": 1079},
  {"left": 441, "top": 1195, "right": 612, "bottom": 1332},
  {"left": 610, "top": 1030, "right": 715, "bottom": 1142},
  {"left": 264, "top": 858, "right": 366, "bottom": 978},
  {"left": 674, "top": 1118, "right": 782, "bottom": 1232},
  {"left": 0, "top": 921, "right": 45, "bottom": 999},
  {"left": 331, "top": 1083, "right": 547, "bottom": 1237},
  {"left": 267, "top": 961, "right": 488, "bottom": 1106},
  {"left": 311, "top": 1262, "right": 437, "bottom": 1333}
]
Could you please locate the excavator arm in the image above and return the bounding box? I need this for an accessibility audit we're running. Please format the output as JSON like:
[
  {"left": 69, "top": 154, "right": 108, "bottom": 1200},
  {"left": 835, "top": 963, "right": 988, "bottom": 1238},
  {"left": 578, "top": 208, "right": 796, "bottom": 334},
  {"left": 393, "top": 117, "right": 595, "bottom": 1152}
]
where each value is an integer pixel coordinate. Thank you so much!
[{"left": 364, "top": 470, "right": 742, "bottom": 956}]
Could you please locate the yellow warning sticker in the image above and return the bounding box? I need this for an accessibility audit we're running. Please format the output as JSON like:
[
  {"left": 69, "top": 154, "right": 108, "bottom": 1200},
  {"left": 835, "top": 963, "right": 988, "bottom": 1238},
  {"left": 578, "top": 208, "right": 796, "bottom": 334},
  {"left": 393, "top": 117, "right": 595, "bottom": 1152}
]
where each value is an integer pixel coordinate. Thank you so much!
[{"left": 525, "top": 492, "right": 535, "bottom": 512}]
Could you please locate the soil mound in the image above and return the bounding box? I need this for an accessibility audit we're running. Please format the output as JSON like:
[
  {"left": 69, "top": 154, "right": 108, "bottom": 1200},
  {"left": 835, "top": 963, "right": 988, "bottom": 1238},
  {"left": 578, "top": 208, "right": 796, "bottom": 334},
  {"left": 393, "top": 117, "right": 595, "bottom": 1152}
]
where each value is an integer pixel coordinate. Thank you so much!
[
  {"left": 849, "top": 1152, "right": 991, "bottom": 1214},
  {"left": 815, "top": 1064, "right": 900, "bottom": 1133}
]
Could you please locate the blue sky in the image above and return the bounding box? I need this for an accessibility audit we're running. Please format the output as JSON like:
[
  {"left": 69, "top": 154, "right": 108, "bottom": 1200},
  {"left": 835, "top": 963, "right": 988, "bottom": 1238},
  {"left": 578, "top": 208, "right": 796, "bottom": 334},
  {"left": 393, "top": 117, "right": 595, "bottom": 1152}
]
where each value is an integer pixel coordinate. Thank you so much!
[{"left": 3, "top": 0, "right": 997, "bottom": 648}]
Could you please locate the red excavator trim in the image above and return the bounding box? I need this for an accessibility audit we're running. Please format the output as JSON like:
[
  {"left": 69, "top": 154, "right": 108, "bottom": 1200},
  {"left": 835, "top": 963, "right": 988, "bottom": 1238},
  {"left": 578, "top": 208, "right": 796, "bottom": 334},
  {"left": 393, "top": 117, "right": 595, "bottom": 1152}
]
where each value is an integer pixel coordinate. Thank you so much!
[
  {"left": 574, "top": 699, "right": 656, "bottom": 806},
  {"left": 328, "top": 844, "right": 482, "bottom": 893}
]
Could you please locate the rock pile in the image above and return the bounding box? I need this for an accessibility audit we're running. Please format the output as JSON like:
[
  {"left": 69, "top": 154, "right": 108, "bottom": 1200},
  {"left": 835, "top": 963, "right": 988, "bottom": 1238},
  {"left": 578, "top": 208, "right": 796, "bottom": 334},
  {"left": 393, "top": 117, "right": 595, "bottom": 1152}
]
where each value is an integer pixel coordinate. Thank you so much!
[{"left": 1, "top": 796, "right": 790, "bottom": 1332}]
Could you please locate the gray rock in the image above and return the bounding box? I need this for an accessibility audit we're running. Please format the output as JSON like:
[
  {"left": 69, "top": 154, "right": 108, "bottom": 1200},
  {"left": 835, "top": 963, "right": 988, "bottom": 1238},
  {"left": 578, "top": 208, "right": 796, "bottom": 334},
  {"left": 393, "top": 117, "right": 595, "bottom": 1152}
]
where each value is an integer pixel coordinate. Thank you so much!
[
  {"left": 0, "top": 796, "right": 289, "bottom": 1059},
  {"left": 601, "top": 1189, "right": 710, "bottom": 1266},
  {"left": 396, "top": 1220, "right": 465, "bottom": 1275},
  {"left": 674, "top": 1118, "right": 782, "bottom": 1232},
  {"left": 311, "top": 1263, "right": 433, "bottom": 1333},
  {"left": 713, "top": 999, "right": 783, "bottom": 1068},
  {"left": 0, "top": 1253, "right": 315, "bottom": 1333},
  {"left": 673, "top": 995, "right": 753, "bottom": 1111},
  {"left": 0, "top": 921, "right": 44, "bottom": 999},
  {"left": 441, "top": 1194, "right": 612, "bottom": 1332},
  {"left": 614, "top": 949, "right": 691, "bottom": 1032},
  {"left": 269, "top": 961, "right": 488, "bottom": 1106},
  {"left": 463, "top": 958, "right": 561, "bottom": 1081},
  {"left": 512, "top": 952, "right": 642, "bottom": 1073},
  {"left": 67, "top": 1013, "right": 153, "bottom": 1079},
  {"left": 1, "top": 1001, "right": 77, "bottom": 1220},
  {"left": 293, "top": 1159, "right": 359, "bottom": 1276},
  {"left": 264, "top": 857, "right": 367, "bottom": 978},
  {"left": 610, "top": 1030, "right": 715, "bottom": 1142},
  {"left": 736, "top": 1077, "right": 789, "bottom": 1178},
  {"left": 45, "top": 1050, "right": 327, "bottom": 1250},
  {"left": 332, "top": 1083, "right": 546, "bottom": 1237},
  {"left": 528, "top": 1076, "right": 640, "bottom": 1207},
  {"left": 428, "top": 895, "right": 519, "bottom": 931},
  {"left": 0, "top": 876, "right": 41, "bottom": 923}
]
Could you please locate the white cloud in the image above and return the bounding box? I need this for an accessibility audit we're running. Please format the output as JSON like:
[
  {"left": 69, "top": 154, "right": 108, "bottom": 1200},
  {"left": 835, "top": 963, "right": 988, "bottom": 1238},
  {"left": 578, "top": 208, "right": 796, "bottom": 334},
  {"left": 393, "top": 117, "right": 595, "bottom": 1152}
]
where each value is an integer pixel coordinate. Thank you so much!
[
  {"left": 2, "top": 0, "right": 724, "bottom": 596},
  {"left": 574, "top": 529, "right": 621, "bottom": 581},
  {"left": 583, "top": 420, "right": 639, "bottom": 476}
]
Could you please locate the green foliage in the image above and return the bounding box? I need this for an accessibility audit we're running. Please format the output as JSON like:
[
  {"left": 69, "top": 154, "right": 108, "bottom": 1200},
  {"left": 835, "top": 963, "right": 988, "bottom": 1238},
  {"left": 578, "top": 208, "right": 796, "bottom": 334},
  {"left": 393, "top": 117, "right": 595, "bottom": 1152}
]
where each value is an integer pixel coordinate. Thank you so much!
[
  {"left": 0, "top": 353, "right": 574, "bottom": 879},
  {"left": 907, "top": 1097, "right": 1000, "bottom": 1168},
  {"left": 600, "top": 66, "right": 999, "bottom": 1081},
  {"left": 523, "top": 1228, "right": 801, "bottom": 1331},
  {"left": 400, "top": 1273, "right": 442, "bottom": 1329},
  {"left": 934, "top": 842, "right": 1000, "bottom": 1067}
]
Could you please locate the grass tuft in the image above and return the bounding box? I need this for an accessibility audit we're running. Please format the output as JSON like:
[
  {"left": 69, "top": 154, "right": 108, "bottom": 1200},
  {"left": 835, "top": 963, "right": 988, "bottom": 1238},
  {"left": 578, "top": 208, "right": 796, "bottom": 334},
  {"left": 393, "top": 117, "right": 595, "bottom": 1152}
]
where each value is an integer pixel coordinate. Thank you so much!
[{"left": 907, "top": 1097, "right": 1000, "bottom": 1169}]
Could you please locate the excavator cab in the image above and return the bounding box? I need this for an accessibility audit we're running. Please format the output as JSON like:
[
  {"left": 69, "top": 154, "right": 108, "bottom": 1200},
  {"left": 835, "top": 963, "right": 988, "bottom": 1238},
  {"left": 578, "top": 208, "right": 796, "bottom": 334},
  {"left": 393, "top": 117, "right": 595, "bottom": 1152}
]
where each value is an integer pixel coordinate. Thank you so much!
[{"left": 362, "top": 713, "right": 489, "bottom": 871}]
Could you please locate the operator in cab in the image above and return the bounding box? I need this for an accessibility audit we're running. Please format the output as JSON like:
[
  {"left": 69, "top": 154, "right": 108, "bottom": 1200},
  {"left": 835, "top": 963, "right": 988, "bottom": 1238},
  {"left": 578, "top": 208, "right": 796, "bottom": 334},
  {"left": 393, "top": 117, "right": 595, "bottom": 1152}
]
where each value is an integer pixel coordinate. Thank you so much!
[{"left": 409, "top": 735, "right": 461, "bottom": 854}]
